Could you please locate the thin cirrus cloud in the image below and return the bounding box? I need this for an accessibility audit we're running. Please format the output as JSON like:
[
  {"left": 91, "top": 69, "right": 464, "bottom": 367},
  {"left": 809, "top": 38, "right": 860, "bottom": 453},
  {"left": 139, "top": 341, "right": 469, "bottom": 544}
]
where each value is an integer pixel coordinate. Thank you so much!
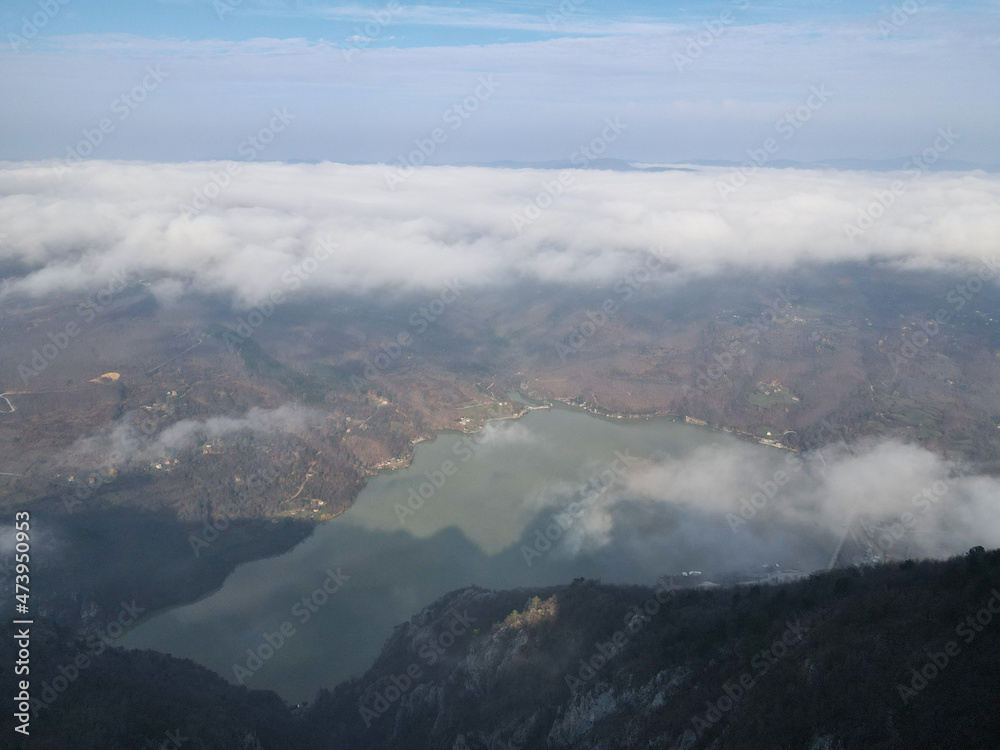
[
  {"left": 286, "top": 4, "right": 684, "bottom": 37},
  {"left": 0, "top": 160, "right": 998, "bottom": 305}
]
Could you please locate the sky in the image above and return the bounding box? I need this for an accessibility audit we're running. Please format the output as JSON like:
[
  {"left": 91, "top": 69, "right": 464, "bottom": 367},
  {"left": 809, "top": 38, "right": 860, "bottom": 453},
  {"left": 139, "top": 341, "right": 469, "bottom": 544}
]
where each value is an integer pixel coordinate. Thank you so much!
[{"left": 1, "top": 0, "right": 998, "bottom": 164}]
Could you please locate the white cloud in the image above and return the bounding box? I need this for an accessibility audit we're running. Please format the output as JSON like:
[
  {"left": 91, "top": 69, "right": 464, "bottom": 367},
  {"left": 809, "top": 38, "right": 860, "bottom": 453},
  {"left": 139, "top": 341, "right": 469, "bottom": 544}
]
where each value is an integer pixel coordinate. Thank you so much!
[
  {"left": 472, "top": 421, "right": 539, "bottom": 451},
  {"left": 559, "top": 438, "right": 1000, "bottom": 563},
  {"left": 1, "top": 161, "right": 998, "bottom": 305},
  {"left": 292, "top": 3, "right": 673, "bottom": 35},
  {"left": 64, "top": 404, "right": 316, "bottom": 468}
]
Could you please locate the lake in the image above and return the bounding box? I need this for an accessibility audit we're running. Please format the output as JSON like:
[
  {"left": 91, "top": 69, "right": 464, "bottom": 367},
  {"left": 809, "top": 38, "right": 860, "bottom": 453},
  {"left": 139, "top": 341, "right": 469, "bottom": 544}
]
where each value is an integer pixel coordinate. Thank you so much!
[{"left": 121, "top": 405, "right": 818, "bottom": 702}]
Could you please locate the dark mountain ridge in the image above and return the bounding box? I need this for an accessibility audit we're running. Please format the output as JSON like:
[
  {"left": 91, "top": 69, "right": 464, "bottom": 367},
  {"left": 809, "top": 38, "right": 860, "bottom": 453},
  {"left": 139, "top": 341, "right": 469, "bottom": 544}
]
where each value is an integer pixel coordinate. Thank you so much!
[{"left": 7, "top": 548, "right": 1000, "bottom": 749}]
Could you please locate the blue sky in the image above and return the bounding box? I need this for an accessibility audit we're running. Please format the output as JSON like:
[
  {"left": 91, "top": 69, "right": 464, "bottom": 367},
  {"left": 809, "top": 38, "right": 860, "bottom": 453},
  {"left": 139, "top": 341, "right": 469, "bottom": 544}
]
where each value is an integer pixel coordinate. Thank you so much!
[
  {"left": 1, "top": 1, "right": 896, "bottom": 45},
  {"left": 1, "top": 0, "right": 998, "bottom": 164}
]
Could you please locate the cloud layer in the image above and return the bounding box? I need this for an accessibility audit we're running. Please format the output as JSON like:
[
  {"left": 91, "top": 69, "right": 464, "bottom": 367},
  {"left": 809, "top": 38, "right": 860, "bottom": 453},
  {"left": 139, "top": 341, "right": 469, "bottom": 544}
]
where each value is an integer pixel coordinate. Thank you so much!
[
  {"left": 550, "top": 438, "right": 1000, "bottom": 568},
  {"left": 1, "top": 160, "right": 999, "bottom": 306},
  {"left": 514, "top": 438, "right": 1000, "bottom": 579}
]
